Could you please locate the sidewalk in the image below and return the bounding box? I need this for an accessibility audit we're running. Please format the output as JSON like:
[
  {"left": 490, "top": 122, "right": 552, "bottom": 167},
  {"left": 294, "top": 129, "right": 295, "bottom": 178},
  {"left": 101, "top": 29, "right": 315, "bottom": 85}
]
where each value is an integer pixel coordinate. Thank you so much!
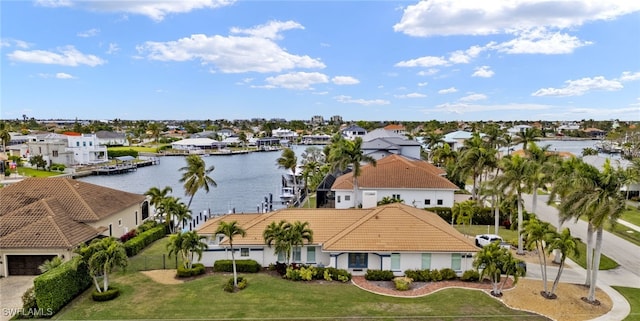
[{"left": 618, "top": 219, "right": 640, "bottom": 233}]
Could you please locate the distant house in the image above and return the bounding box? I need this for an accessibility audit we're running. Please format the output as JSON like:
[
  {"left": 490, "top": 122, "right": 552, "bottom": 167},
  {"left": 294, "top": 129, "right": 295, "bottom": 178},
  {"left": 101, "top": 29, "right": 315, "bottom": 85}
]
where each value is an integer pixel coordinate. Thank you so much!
[
  {"left": 331, "top": 154, "right": 459, "bottom": 209},
  {"left": 311, "top": 115, "right": 324, "bottom": 125},
  {"left": 0, "top": 178, "right": 148, "bottom": 276},
  {"left": 171, "top": 138, "right": 225, "bottom": 152},
  {"left": 507, "top": 125, "right": 532, "bottom": 137},
  {"left": 442, "top": 130, "right": 484, "bottom": 151},
  {"left": 341, "top": 125, "right": 367, "bottom": 141},
  {"left": 196, "top": 203, "right": 478, "bottom": 275},
  {"left": 383, "top": 124, "right": 406, "bottom": 136},
  {"left": 65, "top": 133, "right": 109, "bottom": 165},
  {"left": 95, "top": 130, "right": 128, "bottom": 146},
  {"left": 361, "top": 128, "right": 421, "bottom": 160},
  {"left": 583, "top": 128, "right": 606, "bottom": 139},
  {"left": 26, "top": 132, "right": 108, "bottom": 166}
]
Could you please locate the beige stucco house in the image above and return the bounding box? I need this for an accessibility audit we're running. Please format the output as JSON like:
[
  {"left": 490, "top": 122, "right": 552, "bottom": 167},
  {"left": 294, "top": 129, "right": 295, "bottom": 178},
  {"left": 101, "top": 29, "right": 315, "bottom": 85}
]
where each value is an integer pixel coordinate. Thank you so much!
[{"left": 0, "top": 177, "right": 148, "bottom": 276}]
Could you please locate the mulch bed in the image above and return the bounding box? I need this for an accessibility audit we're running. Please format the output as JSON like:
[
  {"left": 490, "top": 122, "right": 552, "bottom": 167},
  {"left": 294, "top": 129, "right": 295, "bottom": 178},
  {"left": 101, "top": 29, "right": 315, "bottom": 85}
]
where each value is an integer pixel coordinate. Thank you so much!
[{"left": 351, "top": 276, "right": 514, "bottom": 297}]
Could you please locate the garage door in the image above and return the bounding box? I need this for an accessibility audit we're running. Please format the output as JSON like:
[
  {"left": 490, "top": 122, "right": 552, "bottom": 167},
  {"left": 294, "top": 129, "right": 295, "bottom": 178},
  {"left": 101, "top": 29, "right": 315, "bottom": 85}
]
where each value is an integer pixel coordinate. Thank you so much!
[{"left": 7, "top": 255, "right": 56, "bottom": 275}]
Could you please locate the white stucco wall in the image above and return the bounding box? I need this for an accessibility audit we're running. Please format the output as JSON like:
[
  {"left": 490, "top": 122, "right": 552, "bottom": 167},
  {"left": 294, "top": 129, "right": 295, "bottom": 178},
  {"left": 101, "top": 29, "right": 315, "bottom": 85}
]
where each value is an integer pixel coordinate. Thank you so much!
[
  {"left": 91, "top": 202, "right": 144, "bottom": 238},
  {"left": 334, "top": 188, "right": 455, "bottom": 209}
]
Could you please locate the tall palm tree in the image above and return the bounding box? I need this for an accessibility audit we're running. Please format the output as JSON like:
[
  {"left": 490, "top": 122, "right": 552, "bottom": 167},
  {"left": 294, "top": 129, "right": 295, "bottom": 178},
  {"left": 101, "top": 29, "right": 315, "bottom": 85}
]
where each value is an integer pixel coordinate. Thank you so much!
[
  {"left": 522, "top": 217, "right": 554, "bottom": 298},
  {"left": 144, "top": 186, "right": 173, "bottom": 216},
  {"left": 215, "top": 221, "right": 246, "bottom": 288},
  {"left": 457, "top": 132, "right": 496, "bottom": 203},
  {"left": 557, "top": 159, "right": 626, "bottom": 303},
  {"left": 431, "top": 143, "right": 457, "bottom": 168},
  {"left": 76, "top": 237, "right": 128, "bottom": 292},
  {"left": 495, "top": 154, "right": 532, "bottom": 254},
  {"left": 515, "top": 128, "right": 540, "bottom": 151},
  {"left": 179, "top": 154, "right": 217, "bottom": 210},
  {"left": 328, "top": 137, "right": 376, "bottom": 208},
  {"left": 547, "top": 228, "right": 580, "bottom": 298},
  {"left": 0, "top": 122, "right": 11, "bottom": 153},
  {"left": 263, "top": 220, "right": 290, "bottom": 263},
  {"left": 277, "top": 148, "right": 299, "bottom": 203},
  {"left": 424, "top": 132, "right": 445, "bottom": 162},
  {"left": 452, "top": 200, "right": 475, "bottom": 235},
  {"left": 147, "top": 122, "right": 161, "bottom": 151},
  {"left": 473, "top": 242, "right": 513, "bottom": 297},
  {"left": 525, "top": 143, "right": 556, "bottom": 217},
  {"left": 286, "top": 221, "right": 313, "bottom": 264}
]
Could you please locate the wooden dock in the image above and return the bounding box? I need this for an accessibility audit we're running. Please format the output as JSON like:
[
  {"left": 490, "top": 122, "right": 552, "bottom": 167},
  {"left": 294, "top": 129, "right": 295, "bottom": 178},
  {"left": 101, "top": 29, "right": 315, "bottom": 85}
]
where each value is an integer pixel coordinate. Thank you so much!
[{"left": 91, "top": 158, "right": 159, "bottom": 175}]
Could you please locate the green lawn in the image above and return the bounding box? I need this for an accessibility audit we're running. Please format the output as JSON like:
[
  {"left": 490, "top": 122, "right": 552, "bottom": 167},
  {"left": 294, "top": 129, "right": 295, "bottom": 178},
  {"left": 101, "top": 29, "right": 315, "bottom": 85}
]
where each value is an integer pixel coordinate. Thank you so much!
[
  {"left": 620, "top": 206, "right": 640, "bottom": 227},
  {"left": 612, "top": 286, "right": 640, "bottom": 321},
  {"left": 107, "top": 146, "right": 160, "bottom": 153},
  {"left": 125, "top": 236, "right": 184, "bottom": 271},
  {"left": 15, "top": 167, "right": 63, "bottom": 177},
  {"left": 54, "top": 272, "right": 549, "bottom": 321},
  {"left": 454, "top": 224, "right": 619, "bottom": 270},
  {"left": 607, "top": 222, "right": 640, "bottom": 247}
]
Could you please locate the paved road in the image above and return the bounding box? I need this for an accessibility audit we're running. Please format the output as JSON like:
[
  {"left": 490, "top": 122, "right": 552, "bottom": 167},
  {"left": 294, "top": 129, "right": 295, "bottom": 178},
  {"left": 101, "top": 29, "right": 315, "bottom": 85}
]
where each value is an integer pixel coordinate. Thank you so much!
[{"left": 523, "top": 193, "right": 640, "bottom": 287}]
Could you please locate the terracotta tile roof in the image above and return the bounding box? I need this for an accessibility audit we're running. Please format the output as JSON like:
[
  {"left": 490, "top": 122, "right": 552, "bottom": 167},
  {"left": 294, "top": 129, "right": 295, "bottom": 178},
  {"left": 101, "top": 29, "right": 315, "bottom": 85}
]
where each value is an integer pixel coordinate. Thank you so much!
[
  {"left": 198, "top": 204, "right": 477, "bottom": 253},
  {"left": 331, "top": 154, "right": 457, "bottom": 190},
  {"left": 0, "top": 177, "right": 145, "bottom": 249},
  {"left": 197, "top": 214, "right": 262, "bottom": 234},
  {"left": 384, "top": 124, "right": 405, "bottom": 130}
]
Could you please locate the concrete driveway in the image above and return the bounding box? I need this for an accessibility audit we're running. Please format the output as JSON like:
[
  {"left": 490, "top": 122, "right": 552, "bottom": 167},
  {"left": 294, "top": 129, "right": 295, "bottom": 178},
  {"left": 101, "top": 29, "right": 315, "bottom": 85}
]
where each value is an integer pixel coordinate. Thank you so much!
[{"left": 0, "top": 276, "right": 35, "bottom": 321}]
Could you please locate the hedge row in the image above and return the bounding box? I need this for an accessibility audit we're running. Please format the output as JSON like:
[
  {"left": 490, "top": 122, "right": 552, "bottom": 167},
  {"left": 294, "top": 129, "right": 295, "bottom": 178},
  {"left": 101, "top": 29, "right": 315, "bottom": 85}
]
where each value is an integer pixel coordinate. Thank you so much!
[
  {"left": 123, "top": 225, "right": 166, "bottom": 257},
  {"left": 213, "top": 259, "right": 261, "bottom": 273},
  {"left": 107, "top": 149, "right": 139, "bottom": 158},
  {"left": 177, "top": 263, "right": 206, "bottom": 277},
  {"left": 33, "top": 258, "right": 92, "bottom": 314},
  {"left": 364, "top": 269, "right": 395, "bottom": 281},
  {"left": 424, "top": 207, "right": 512, "bottom": 226}
]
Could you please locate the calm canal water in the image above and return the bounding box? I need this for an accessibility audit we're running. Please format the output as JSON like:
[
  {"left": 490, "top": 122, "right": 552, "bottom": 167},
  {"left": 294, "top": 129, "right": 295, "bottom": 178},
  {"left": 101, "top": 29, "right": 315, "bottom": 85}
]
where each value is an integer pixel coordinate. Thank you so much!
[
  {"left": 79, "top": 140, "right": 610, "bottom": 217},
  {"left": 79, "top": 145, "right": 311, "bottom": 216}
]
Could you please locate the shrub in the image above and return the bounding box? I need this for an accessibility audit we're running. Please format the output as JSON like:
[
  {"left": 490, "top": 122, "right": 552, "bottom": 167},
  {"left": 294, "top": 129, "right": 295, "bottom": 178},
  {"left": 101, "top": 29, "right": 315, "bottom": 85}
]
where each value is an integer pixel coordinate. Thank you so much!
[
  {"left": 107, "top": 149, "right": 139, "bottom": 158},
  {"left": 123, "top": 225, "right": 166, "bottom": 257},
  {"left": 365, "top": 269, "right": 394, "bottom": 281},
  {"left": 393, "top": 277, "right": 412, "bottom": 291},
  {"left": 137, "top": 220, "right": 159, "bottom": 233},
  {"left": 91, "top": 287, "right": 120, "bottom": 302},
  {"left": 430, "top": 269, "right": 443, "bottom": 281},
  {"left": 274, "top": 262, "right": 288, "bottom": 276},
  {"left": 33, "top": 257, "right": 92, "bottom": 315},
  {"left": 323, "top": 267, "right": 351, "bottom": 282},
  {"left": 224, "top": 276, "right": 247, "bottom": 292},
  {"left": 22, "top": 286, "right": 38, "bottom": 310},
  {"left": 404, "top": 269, "right": 431, "bottom": 282},
  {"left": 119, "top": 229, "right": 137, "bottom": 242},
  {"left": 461, "top": 269, "right": 480, "bottom": 282},
  {"left": 176, "top": 263, "right": 206, "bottom": 278},
  {"left": 213, "top": 259, "right": 261, "bottom": 273},
  {"left": 313, "top": 266, "right": 326, "bottom": 280},
  {"left": 439, "top": 268, "right": 457, "bottom": 280}
]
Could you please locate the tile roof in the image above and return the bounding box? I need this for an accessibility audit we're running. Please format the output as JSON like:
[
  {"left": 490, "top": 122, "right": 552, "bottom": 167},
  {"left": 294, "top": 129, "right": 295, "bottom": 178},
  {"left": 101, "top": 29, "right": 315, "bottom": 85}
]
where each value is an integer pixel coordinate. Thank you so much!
[
  {"left": 197, "top": 203, "right": 478, "bottom": 253},
  {"left": 0, "top": 177, "right": 146, "bottom": 249},
  {"left": 331, "top": 154, "right": 457, "bottom": 190}
]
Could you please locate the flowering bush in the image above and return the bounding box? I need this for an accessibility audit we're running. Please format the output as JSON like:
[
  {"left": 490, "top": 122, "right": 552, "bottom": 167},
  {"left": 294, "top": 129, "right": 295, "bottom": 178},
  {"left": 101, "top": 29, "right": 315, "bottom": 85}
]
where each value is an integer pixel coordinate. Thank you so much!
[{"left": 393, "top": 277, "right": 412, "bottom": 291}]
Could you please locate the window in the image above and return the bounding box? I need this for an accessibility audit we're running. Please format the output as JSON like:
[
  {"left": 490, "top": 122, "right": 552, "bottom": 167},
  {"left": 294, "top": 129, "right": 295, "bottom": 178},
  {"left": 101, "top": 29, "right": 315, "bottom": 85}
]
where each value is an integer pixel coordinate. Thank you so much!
[
  {"left": 76, "top": 142, "right": 80, "bottom": 147},
  {"left": 118, "top": 219, "right": 122, "bottom": 226},
  {"left": 240, "top": 248, "right": 249, "bottom": 257},
  {"left": 337, "top": 195, "right": 341, "bottom": 203},
  {"left": 424, "top": 199, "right": 431, "bottom": 205},
  {"left": 292, "top": 247, "right": 301, "bottom": 262},
  {"left": 307, "top": 247, "right": 316, "bottom": 263},
  {"left": 52, "top": 150, "right": 58, "bottom": 157},
  {"left": 83, "top": 142, "right": 86, "bottom": 147},
  {"left": 392, "top": 194, "right": 401, "bottom": 200},
  {"left": 89, "top": 142, "right": 93, "bottom": 146},
  {"left": 437, "top": 199, "right": 443, "bottom": 205},
  {"left": 142, "top": 202, "right": 149, "bottom": 220},
  {"left": 345, "top": 195, "right": 350, "bottom": 201},
  {"left": 135, "top": 210, "right": 138, "bottom": 225},
  {"left": 108, "top": 224, "right": 112, "bottom": 236},
  {"left": 421, "top": 253, "right": 431, "bottom": 269},
  {"left": 451, "top": 253, "right": 462, "bottom": 271},
  {"left": 348, "top": 253, "right": 368, "bottom": 268},
  {"left": 277, "top": 251, "right": 285, "bottom": 262},
  {"left": 218, "top": 236, "right": 225, "bottom": 243},
  {"left": 391, "top": 253, "right": 401, "bottom": 271}
]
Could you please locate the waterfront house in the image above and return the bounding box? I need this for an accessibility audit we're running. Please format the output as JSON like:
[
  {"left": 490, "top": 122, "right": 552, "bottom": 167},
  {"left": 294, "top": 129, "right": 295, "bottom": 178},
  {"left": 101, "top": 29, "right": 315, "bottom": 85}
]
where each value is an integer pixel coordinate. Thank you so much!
[
  {"left": 196, "top": 203, "right": 478, "bottom": 275},
  {"left": 331, "top": 154, "right": 459, "bottom": 209},
  {"left": 95, "top": 130, "right": 128, "bottom": 147},
  {"left": 0, "top": 178, "right": 148, "bottom": 276},
  {"left": 26, "top": 132, "right": 107, "bottom": 167},
  {"left": 341, "top": 125, "right": 367, "bottom": 141},
  {"left": 171, "top": 138, "right": 226, "bottom": 152},
  {"left": 65, "top": 133, "right": 109, "bottom": 164},
  {"left": 442, "top": 130, "right": 484, "bottom": 151}
]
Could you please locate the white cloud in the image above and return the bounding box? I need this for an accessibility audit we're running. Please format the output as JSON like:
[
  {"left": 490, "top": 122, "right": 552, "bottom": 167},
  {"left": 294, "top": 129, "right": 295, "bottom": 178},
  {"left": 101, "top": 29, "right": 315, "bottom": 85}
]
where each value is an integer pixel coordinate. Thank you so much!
[
  {"left": 532, "top": 76, "right": 623, "bottom": 97},
  {"left": 331, "top": 76, "right": 360, "bottom": 85},
  {"left": 448, "top": 45, "right": 486, "bottom": 64},
  {"left": 334, "top": 95, "right": 390, "bottom": 106},
  {"left": 394, "top": 0, "right": 640, "bottom": 37},
  {"left": 263, "top": 72, "right": 328, "bottom": 90},
  {"left": 395, "top": 92, "right": 427, "bottom": 99},
  {"left": 51, "top": 0, "right": 235, "bottom": 22},
  {"left": 8, "top": 46, "right": 106, "bottom": 66},
  {"left": 472, "top": 66, "right": 494, "bottom": 78},
  {"left": 619, "top": 71, "right": 640, "bottom": 82},
  {"left": 417, "top": 82, "right": 428, "bottom": 87},
  {"left": 396, "top": 56, "right": 448, "bottom": 68},
  {"left": 138, "top": 26, "right": 325, "bottom": 73},
  {"left": 417, "top": 69, "right": 439, "bottom": 76},
  {"left": 1, "top": 39, "right": 31, "bottom": 49},
  {"left": 77, "top": 28, "right": 100, "bottom": 38},
  {"left": 459, "top": 93, "right": 488, "bottom": 102},
  {"left": 230, "top": 20, "right": 303, "bottom": 40},
  {"left": 492, "top": 28, "right": 592, "bottom": 54},
  {"left": 56, "top": 72, "right": 75, "bottom": 79},
  {"left": 438, "top": 87, "right": 457, "bottom": 94},
  {"left": 106, "top": 43, "right": 120, "bottom": 54}
]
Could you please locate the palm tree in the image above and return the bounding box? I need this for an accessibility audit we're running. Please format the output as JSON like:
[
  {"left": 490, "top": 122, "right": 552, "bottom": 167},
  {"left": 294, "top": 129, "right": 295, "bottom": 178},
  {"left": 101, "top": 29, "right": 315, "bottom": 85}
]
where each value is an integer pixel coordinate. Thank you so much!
[
  {"left": 495, "top": 154, "right": 532, "bottom": 254},
  {"left": 452, "top": 200, "right": 475, "bottom": 235},
  {"left": 515, "top": 128, "right": 540, "bottom": 151},
  {"left": 473, "top": 242, "right": 518, "bottom": 297},
  {"left": 456, "top": 132, "right": 496, "bottom": 203},
  {"left": 557, "top": 159, "right": 626, "bottom": 303},
  {"left": 76, "top": 237, "right": 128, "bottom": 292},
  {"left": 424, "top": 132, "right": 445, "bottom": 162},
  {"left": 286, "top": 221, "right": 313, "bottom": 264},
  {"left": 147, "top": 122, "right": 161, "bottom": 151},
  {"left": 263, "top": 220, "right": 290, "bottom": 263},
  {"left": 215, "top": 221, "right": 246, "bottom": 288},
  {"left": 524, "top": 143, "right": 557, "bottom": 218},
  {"left": 179, "top": 154, "right": 217, "bottom": 210},
  {"left": 327, "top": 137, "right": 376, "bottom": 208},
  {"left": 38, "top": 256, "right": 63, "bottom": 273},
  {"left": 522, "top": 217, "right": 553, "bottom": 298},
  {"left": 0, "top": 122, "right": 11, "bottom": 153},
  {"left": 431, "top": 143, "right": 457, "bottom": 167},
  {"left": 167, "top": 231, "right": 208, "bottom": 269},
  {"left": 277, "top": 148, "right": 299, "bottom": 203},
  {"left": 547, "top": 228, "right": 580, "bottom": 298},
  {"left": 144, "top": 186, "right": 173, "bottom": 217}
]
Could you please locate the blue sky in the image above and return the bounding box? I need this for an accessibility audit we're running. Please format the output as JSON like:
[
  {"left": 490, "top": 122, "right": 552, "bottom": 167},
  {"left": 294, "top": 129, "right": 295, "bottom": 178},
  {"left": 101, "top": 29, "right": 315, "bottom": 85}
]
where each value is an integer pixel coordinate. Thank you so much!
[{"left": 2, "top": 0, "right": 639, "bottom": 122}]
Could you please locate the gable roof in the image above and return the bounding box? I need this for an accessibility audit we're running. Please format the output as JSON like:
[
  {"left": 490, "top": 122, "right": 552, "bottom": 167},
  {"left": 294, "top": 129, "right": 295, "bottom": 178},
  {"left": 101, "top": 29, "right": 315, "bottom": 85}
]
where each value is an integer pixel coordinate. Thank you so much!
[
  {"left": 0, "top": 178, "right": 146, "bottom": 249},
  {"left": 331, "top": 154, "right": 456, "bottom": 190},
  {"left": 197, "top": 203, "right": 477, "bottom": 253},
  {"left": 362, "top": 128, "right": 405, "bottom": 141}
]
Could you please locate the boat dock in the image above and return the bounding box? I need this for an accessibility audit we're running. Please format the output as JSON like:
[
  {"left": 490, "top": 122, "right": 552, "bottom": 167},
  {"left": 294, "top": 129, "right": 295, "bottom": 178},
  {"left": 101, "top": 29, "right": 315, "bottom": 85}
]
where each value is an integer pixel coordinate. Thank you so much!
[{"left": 91, "top": 157, "right": 159, "bottom": 175}]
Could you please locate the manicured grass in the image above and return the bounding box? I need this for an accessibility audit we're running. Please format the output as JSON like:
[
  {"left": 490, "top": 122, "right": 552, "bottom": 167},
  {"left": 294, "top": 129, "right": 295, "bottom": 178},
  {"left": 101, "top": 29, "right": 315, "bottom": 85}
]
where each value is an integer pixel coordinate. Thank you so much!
[
  {"left": 620, "top": 206, "right": 640, "bottom": 227},
  {"left": 612, "top": 286, "right": 640, "bottom": 321},
  {"left": 454, "top": 225, "right": 619, "bottom": 270},
  {"left": 126, "top": 236, "right": 184, "bottom": 271},
  {"left": 15, "top": 167, "right": 63, "bottom": 177},
  {"left": 607, "top": 222, "right": 640, "bottom": 247},
  {"left": 301, "top": 194, "right": 317, "bottom": 208},
  {"left": 55, "top": 272, "right": 549, "bottom": 320}
]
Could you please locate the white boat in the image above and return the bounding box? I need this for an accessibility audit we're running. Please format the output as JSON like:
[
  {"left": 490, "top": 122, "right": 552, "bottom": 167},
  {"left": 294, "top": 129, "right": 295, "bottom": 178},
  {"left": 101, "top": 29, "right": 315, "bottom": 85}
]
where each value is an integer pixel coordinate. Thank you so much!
[{"left": 280, "top": 187, "right": 295, "bottom": 200}]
